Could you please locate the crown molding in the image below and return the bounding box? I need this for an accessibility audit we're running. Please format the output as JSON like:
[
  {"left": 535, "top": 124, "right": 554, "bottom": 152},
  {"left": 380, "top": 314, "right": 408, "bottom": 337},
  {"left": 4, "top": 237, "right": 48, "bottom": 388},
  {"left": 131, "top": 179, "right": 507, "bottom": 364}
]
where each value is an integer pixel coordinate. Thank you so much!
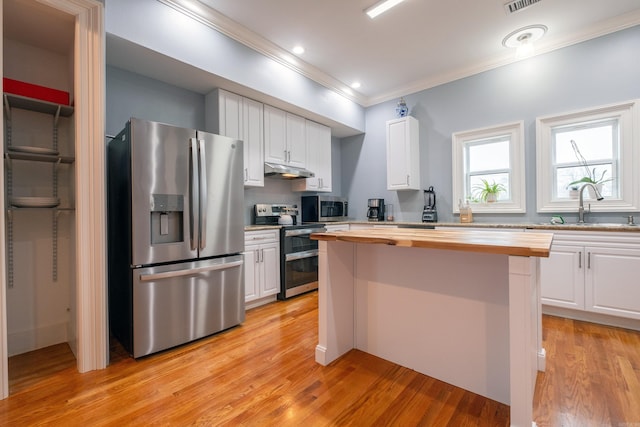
[
  {"left": 158, "top": 1, "right": 640, "bottom": 108},
  {"left": 158, "top": 0, "right": 368, "bottom": 106},
  {"left": 368, "top": 11, "right": 640, "bottom": 106}
]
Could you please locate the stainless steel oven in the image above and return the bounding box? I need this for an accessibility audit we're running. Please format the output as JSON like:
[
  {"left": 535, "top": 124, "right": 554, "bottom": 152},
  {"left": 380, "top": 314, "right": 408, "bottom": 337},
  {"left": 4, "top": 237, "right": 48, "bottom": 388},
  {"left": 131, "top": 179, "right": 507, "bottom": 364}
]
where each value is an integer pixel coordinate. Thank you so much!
[
  {"left": 279, "top": 225, "right": 325, "bottom": 299},
  {"left": 253, "top": 203, "right": 326, "bottom": 300}
]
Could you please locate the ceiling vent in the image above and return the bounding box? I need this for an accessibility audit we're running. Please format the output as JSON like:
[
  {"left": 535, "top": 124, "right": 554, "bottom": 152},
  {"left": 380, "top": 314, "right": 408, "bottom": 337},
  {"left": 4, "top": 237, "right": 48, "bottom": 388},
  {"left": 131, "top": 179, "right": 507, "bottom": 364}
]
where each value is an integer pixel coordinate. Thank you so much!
[{"left": 504, "top": 0, "right": 541, "bottom": 14}]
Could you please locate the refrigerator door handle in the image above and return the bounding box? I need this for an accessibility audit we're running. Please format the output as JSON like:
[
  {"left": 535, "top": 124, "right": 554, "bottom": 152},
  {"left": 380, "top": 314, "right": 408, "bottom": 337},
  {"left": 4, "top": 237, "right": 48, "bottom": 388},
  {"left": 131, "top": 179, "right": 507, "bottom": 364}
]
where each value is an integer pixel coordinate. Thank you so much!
[
  {"left": 139, "top": 260, "right": 243, "bottom": 282},
  {"left": 189, "top": 138, "right": 199, "bottom": 251},
  {"left": 198, "top": 139, "right": 208, "bottom": 251}
]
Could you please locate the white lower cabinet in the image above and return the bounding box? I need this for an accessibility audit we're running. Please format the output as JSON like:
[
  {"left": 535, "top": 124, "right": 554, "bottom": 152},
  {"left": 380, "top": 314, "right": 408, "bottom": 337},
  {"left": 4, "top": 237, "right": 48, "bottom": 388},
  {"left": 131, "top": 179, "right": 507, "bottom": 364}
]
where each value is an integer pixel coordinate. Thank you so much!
[
  {"left": 244, "top": 230, "right": 280, "bottom": 307},
  {"left": 539, "top": 231, "right": 640, "bottom": 321}
]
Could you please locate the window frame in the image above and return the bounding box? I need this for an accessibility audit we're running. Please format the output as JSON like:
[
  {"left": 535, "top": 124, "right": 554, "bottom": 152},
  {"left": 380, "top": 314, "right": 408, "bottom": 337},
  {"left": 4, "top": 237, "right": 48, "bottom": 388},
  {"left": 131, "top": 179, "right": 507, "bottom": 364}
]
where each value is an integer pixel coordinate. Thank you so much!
[
  {"left": 452, "top": 121, "right": 526, "bottom": 213},
  {"left": 536, "top": 100, "right": 640, "bottom": 213}
]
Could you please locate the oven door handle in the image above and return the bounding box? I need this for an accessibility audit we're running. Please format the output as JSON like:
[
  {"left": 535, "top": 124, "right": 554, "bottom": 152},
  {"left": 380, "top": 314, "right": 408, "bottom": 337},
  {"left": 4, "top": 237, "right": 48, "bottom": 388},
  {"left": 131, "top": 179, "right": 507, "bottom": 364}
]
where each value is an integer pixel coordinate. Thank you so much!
[
  {"left": 285, "top": 249, "right": 319, "bottom": 262},
  {"left": 284, "top": 227, "right": 326, "bottom": 237}
]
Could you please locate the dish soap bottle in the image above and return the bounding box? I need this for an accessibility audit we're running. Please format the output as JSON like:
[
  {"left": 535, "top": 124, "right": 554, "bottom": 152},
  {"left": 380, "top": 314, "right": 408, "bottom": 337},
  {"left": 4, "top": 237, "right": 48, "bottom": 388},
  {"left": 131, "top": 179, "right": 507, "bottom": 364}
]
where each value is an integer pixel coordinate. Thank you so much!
[{"left": 459, "top": 199, "right": 473, "bottom": 223}]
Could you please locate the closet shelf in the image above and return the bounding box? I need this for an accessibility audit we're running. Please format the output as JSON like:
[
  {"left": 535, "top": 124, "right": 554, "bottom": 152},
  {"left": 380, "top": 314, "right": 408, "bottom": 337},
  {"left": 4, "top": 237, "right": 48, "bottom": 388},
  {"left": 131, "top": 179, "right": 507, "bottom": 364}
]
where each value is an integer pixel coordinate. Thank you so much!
[
  {"left": 4, "top": 152, "right": 74, "bottom": 164},
  {"left": 7, "top": 207, "right": 75, "bottom": 212},
  {"left": 4, "top": 93, "right": 73, "bottom": 117}
]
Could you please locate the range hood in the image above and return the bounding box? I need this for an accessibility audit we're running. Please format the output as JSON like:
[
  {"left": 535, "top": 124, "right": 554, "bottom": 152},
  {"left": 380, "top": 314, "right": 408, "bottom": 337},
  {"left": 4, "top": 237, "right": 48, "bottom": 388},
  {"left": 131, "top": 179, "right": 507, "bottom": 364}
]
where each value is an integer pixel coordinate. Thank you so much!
[{"left": 264, "top": 162, "right": 314, "bottom": 179}]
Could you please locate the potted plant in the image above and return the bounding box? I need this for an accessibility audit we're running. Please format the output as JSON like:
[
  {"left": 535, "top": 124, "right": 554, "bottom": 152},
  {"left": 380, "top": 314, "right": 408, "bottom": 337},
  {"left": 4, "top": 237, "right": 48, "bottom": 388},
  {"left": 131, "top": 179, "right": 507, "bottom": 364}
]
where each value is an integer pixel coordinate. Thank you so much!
[
  {"left": 566, "top": 140, "right": 613, "bottom": 199},
  {"left": 568, "top": 185, "right": 580, "bottom": 199},
  {"left": 473, "top": 179, "right": 505, "bottom": 203}
]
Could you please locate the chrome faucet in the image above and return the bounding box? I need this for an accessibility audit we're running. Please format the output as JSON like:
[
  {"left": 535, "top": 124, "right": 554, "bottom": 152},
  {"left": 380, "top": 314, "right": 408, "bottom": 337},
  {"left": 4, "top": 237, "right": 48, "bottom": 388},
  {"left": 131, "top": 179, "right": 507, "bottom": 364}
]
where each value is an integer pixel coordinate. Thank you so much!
[{"left": 578, "top": 183, "right": 604, "bottom": 223}]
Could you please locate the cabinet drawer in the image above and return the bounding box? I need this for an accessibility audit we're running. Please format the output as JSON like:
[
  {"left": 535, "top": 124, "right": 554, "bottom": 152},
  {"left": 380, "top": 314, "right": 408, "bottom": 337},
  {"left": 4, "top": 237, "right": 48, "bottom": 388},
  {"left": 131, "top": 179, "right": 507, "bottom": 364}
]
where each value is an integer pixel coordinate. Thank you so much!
[{"left": 245, "top": 230, "right": 279, "bottom": 245}]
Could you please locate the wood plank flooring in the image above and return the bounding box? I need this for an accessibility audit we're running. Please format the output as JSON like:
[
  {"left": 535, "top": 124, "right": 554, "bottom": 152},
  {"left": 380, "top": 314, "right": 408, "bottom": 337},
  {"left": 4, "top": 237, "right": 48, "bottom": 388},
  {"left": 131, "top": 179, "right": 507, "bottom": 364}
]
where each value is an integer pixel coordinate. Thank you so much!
[{"left": 1, "top": 292, "right": 639, "bottom": 426}]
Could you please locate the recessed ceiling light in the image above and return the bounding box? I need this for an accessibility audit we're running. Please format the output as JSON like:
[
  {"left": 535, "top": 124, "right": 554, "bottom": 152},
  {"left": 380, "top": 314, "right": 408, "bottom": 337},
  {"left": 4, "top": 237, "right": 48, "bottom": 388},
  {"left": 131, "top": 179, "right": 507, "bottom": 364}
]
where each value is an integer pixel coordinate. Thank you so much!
[
  {"left": 502, "top": 25, "right": 547, "bottom": 59},
  {"left": 292, "top": 45, "right": 305, "bottom": 55},
  {"left": 350, "top": 82, "right": 361, "bottom": 89},
  {"left": 364, "top": 0, "right": 406, "bottom": 19}
]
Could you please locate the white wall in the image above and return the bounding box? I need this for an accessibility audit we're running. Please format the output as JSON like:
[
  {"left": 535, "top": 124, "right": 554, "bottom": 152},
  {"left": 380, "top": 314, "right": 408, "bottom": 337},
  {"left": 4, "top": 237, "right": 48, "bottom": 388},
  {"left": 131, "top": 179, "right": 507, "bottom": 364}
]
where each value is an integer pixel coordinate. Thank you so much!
[{"left": 5, "top": 90, "right": 75, "bottom": 357}]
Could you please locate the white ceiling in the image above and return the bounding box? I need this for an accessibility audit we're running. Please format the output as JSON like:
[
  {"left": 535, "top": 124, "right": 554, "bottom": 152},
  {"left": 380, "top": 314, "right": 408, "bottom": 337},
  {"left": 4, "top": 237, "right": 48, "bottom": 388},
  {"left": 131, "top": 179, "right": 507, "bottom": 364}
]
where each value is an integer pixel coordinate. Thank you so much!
[
  {"left": 196, "top": 0, "right": 640, "bottom": 106},
  {"left": 3, "top": 0, "right": 74, "bottom": 55},
  {"left": 5, "top": 0, "right": 640, "bottom": 112}
]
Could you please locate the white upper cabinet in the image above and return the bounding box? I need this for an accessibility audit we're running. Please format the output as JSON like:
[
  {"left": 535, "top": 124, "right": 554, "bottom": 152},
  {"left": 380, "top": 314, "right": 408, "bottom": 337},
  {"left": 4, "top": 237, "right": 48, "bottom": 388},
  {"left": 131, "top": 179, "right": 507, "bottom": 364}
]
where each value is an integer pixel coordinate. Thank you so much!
[
  {"left": 241, "top": 97, "right": 265, "bottom": 187},
  {"left": 206, "top": 89, "right": 264, "bottom": 187},
  {"left": 264, "top": 105, "right": 307, "bottom": 169},
  {"left": 292, "top": 120, "right": 332, "bottom": 192},
  {"left": 386, "top": 116, "right": 420, "bottom": 190}
]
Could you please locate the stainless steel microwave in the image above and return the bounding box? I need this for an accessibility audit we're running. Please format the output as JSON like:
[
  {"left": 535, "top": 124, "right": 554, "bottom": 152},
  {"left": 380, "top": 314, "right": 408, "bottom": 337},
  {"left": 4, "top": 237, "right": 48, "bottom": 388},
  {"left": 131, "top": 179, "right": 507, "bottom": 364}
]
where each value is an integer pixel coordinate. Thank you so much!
[{"left": 301, "top": 196, "right": 348, "bottom": 222}]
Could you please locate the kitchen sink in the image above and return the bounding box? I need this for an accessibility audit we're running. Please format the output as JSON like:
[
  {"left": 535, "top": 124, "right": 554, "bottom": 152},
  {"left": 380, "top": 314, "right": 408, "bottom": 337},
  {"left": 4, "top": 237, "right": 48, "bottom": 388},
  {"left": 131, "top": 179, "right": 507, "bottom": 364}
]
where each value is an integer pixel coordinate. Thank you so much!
[
  {"left": 577, "top": 223, "right": 636, "bottom": 227},
  {"left": 536, "top": 222, "right": 636, "bottom": 227}
]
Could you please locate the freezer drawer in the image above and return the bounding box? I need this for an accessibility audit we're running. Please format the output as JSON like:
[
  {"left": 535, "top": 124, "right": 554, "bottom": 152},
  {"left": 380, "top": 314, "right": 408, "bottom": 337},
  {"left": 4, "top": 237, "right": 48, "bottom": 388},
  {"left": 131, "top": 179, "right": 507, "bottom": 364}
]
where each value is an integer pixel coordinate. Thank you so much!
[{"left": 132, "top": 255, "right": 244, "bottom": 358}]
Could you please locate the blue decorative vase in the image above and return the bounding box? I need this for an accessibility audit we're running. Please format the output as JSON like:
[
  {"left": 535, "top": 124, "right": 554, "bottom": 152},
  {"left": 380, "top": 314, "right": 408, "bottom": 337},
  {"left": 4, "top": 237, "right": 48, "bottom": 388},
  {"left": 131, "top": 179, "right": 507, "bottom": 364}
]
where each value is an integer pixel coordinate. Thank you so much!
[{"left": 395, "top": 97, "right": 408, "bottom": 117}]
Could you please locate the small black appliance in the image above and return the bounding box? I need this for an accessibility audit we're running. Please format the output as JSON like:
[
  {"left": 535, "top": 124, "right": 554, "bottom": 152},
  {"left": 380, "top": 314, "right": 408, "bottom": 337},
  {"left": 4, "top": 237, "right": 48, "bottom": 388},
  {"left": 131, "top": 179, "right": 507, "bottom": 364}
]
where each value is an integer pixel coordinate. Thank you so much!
[
  {"left": 422, "top": 186, "right": 438, "bottom": 223},
  {"left": 367, "top": 198, "right": 385, "bottom": 221}
]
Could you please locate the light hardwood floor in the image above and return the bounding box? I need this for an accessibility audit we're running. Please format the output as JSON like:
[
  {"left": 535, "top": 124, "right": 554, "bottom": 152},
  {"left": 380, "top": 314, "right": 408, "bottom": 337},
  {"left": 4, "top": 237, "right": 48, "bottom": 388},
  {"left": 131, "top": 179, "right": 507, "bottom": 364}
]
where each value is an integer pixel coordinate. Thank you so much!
[{"left": 1, "top": 292, "right": 639, "bottom": 426}]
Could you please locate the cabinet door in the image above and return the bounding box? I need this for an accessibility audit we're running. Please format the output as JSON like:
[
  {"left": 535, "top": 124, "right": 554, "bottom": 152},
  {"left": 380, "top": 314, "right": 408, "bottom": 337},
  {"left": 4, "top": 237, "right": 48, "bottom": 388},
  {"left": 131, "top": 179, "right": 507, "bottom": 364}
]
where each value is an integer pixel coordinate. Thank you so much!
[
  {"left": 261, "top": 242, "right": 281, "bottom": 297},
  {"left": 539, "top": 244, "right": 584, "bottom": 309},
  {"left": 386, "top": 116, "right": 420, "bottom": 190},
  {"left": 312, "top": 121, "right": 331, "bottom": 191},
  {"left": 218, "top": 90, "right": 242, "bottom": 139},
  {"left": 264, "top": 105, "right": 287, "bottom": 164},
  {"left": 243, "top": 247, "right": 260, "bottom": 302},
  {"left": 292, "top": 120, "right": 331, "bottom": 192},
  {"left": 242, "top": 98, "right": 264, "bottom": 187},
  {"left": 286, "top": 113, "right": 307, "bottom": 168},
  {"left": 585, "top": 247, "right": 640, "bottom": 320}
]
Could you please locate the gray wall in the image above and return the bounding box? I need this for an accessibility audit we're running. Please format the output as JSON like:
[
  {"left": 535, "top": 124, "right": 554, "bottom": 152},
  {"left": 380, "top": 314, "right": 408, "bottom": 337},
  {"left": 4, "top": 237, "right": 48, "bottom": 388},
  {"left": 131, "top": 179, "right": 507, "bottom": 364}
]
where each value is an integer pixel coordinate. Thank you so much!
[
  {"left": 106, "top": 66, "right": 205, "bottom": 135},
  {"left": 344, "top": 25, "right": 640, "bottom": 224},
  {"left": 105, "top": 0, "right": 365, "bottom": 134},
  {"left": 106, "top": 66, "right": 344, "bottom": 225},
  {"left": 106, "top": 21, "right": 640, "bottom": 226}
]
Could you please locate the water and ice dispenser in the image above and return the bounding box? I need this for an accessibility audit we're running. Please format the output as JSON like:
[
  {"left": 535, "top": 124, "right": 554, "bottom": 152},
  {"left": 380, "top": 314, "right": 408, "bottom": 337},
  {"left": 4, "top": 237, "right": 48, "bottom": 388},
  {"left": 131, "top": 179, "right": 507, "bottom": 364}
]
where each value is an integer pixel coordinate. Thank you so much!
[{"left": 150, "top": 194, "right": 184, "bottom": 244}]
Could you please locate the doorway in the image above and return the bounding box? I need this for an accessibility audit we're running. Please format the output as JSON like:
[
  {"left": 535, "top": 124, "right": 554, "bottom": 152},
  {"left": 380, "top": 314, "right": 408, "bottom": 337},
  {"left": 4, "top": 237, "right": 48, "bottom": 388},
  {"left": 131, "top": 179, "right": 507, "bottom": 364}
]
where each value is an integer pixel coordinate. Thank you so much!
[{"left": 0, "top": 0, "right": 107, "bottom": 399}]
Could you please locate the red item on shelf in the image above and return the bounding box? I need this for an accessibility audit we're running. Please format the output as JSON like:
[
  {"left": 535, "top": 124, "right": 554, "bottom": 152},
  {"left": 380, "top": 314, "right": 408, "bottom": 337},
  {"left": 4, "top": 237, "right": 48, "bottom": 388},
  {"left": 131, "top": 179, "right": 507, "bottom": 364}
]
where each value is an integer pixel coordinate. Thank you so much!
[{"left": 3, "top": 77, "right": 70, "bottom": 105}]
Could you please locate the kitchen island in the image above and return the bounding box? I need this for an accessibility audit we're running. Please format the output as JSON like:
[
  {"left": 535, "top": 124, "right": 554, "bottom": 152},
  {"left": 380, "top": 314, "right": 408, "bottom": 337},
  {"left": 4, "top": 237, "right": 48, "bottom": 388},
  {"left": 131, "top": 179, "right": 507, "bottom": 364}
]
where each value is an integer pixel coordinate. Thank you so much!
[{"left": 311, "top": 228, "right": 553, "bottom": 427}]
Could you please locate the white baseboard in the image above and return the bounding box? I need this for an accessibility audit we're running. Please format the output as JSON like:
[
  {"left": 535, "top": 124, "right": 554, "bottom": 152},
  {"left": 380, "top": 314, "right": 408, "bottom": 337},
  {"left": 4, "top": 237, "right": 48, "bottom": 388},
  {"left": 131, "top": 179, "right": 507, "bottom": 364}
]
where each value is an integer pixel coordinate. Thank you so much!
[
  {"left": 537, "top": 348, "right": 546, "bottom": 372},
  {"left": 8, "top": 322, "right": 69, "bottom": 357},
  {"left": 542, "top": 305, "right": 640, "bottom": 331},
  {"left": 245, "top": 294, "right": 278, "bottom": 310}
]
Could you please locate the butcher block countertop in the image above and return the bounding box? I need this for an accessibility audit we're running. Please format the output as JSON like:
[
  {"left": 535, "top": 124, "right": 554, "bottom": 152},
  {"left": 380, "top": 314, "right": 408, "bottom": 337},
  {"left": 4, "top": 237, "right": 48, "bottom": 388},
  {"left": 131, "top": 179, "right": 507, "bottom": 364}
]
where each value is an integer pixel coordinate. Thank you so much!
[{"left": 311, "top": 227, "right": 553, "bottom": 258}]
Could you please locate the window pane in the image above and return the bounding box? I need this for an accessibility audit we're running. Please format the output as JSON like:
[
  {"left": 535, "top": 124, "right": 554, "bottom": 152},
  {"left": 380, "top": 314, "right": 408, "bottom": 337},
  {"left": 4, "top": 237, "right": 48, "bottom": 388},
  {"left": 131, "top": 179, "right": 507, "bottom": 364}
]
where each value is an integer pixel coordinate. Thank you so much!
[
  {"left": 552, "top": 119, "right": 618, "bottom": 199},
  {"left": 468, "top": 138, "right": 510, "bottom": 172},
  {"left": 469, "top": 173, "right": 510, "bottom": 202},
  {"left": 556, "top": 164, "right": 613, "bottom": 198},
  {"left": 554, "top": 122, "right": 614, "bottom": 164}
]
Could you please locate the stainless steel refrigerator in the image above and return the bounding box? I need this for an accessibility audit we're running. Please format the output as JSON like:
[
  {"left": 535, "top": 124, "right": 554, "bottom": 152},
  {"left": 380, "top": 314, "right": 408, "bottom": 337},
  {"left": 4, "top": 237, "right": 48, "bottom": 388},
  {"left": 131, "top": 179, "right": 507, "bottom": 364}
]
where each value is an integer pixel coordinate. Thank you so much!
[{"left": 107, "top": 118, "right": 245, "bottom": 358}]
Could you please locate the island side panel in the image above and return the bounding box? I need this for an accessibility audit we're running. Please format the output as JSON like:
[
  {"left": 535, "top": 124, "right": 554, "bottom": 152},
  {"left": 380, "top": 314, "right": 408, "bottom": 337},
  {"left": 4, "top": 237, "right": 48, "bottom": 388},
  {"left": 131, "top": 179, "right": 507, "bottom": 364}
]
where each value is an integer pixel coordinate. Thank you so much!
[
  {"left": 508, "top": 256, "right": 541, "bottom": 427},
  {"left": 353, "top": 244, "right": 511, "bottom": 405},
  {"left": 315, "top": 240, "right": 356, "bottom": 365}
]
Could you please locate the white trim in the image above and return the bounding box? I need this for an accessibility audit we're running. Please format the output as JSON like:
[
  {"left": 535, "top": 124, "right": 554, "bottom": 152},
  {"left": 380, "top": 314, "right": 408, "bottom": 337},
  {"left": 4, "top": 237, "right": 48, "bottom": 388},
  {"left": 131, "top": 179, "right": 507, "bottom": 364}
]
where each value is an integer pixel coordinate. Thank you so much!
[
  {"left": 0, "top": 0, "right": 7, "bottom": 401},
  {"left": 0, "top": 0, "right": 106, "bottom": 399},
  {"left": 536, "top": 99, "right": 640, "bottom": 213},
  {"left": 452, "top": 121, "right": 526, "bottom": 214}
]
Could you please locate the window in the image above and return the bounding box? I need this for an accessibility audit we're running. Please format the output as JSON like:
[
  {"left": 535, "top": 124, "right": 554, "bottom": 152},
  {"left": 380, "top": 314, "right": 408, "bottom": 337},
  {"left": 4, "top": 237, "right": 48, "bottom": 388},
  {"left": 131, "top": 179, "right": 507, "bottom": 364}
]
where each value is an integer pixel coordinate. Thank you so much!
[
  {"left": 536, "top": 100, "right": 639, "bottom": 212},
  {"left": 452, "top": 121, "right": 525, "bottom": 213}
]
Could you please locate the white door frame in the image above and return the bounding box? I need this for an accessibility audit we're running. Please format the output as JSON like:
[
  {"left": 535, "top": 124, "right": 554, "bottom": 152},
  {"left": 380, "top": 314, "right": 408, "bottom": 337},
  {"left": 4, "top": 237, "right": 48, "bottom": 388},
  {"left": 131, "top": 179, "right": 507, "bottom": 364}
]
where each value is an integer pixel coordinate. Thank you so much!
[{"left": 0, "top": 0, "right": 106, "bottom": 399}]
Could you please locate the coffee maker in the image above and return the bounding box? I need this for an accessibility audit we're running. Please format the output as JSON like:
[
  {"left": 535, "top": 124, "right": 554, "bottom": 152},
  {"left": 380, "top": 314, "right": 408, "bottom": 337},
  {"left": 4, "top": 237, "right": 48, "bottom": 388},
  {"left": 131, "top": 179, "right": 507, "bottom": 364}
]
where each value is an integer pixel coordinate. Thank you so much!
[{"left": 367, "top": 198, "right": 385, "bottom": 221}]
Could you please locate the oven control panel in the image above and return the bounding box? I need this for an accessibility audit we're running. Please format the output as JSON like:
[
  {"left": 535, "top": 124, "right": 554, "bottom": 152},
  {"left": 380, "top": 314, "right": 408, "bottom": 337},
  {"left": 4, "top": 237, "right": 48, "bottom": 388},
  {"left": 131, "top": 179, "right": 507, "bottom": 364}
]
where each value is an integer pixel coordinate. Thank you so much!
[{"left": 254, "top": 203, "right": 298, "bottom": 217}]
